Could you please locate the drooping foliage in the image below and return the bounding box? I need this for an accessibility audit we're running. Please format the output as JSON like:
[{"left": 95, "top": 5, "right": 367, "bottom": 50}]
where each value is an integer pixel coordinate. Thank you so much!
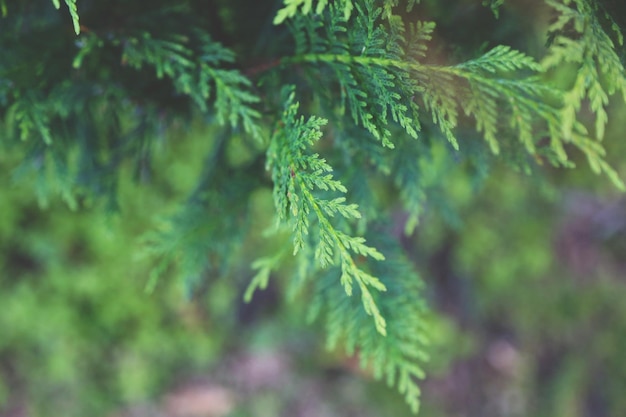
[
  {"left": 542, "top": 0, "right": 626, "bottom": 183},
  {"left": 266, "top": 87, "right": 388, "bottom": 334},
  {"left": 1, "top": 0, "right": 625, "bottom": 413}
]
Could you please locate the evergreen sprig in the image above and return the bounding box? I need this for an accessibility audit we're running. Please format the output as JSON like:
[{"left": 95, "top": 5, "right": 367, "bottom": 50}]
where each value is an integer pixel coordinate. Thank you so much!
[
  {"left": 274, "top": 0, "right": 421, "bottom": 23},
  {"left": 544, "top": 0, "right": 626, "bottom": 142},
  {"left": 118, "top": 31, "right": 263, "bottom": 141},
  {"left": 283, "top": 1, "right": 423, "bottom": 148},
  {"left": 282, "top": 3, "right": 543, "bottom": 155},
  {"left": 441, "top": 46, "right": 557, "bottom": 155},
  {"left": 308, "top": 232, "right": 429, "bottom": 413},
  {"left": 280, "top": 1, "right": 622, "bottom": 187},
  {"left": 51, "top": 0, "right": 80, "bottom": 34},
  {"left": 267, "top": 87, "right": 388, "bottom": 334},
  {"left": 275, "top": 0, "right": 353, "bottom": 24}
]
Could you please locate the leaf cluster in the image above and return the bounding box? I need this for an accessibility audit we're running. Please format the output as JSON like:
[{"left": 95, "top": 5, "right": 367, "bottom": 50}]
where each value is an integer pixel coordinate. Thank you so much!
[
  {"left": 542, "top": 0, "right": 626, "bottom": 186},
  {"left": 266, "top": 87, "right": 388, "bottom": 334},
  {"left": 309, "top": 233, "right": 429, "bottom": 413}
]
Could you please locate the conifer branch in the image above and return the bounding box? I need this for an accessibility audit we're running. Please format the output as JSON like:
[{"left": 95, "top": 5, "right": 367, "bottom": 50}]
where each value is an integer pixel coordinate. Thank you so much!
[
  {"left": 119, "top": 31, "right": 263, "bottom": 141},
  {"left": 283, "top": 14, "right": 555, "bottom": 155},
  {"left": 279, "top": 0, "right": 623, "bottom": 187},
  {"left": 541, "top": 0, "right": 626, "bottom": 188},
  {"left": 309, "top": 232, "right": 429, "bottom": 413},
  {"left": 544, "top": 0, "right": 626, "bottom": 141},
  {"left": 267, "top": 86, "right": 388, "bottom": 334},
  {"left": 274, "top": 0, "right": 422, "bottom": 24},
  {"left": 51, "top": 0, "right": 80, "bottom": 34}
]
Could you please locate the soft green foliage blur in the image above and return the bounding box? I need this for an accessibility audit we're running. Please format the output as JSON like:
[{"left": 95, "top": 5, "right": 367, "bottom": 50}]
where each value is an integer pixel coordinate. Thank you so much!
[{"left": 0, "top": 126, "right": 223, "bottom": 415}]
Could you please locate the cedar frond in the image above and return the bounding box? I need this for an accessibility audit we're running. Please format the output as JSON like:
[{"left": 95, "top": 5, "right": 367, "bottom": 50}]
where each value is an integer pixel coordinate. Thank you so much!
[{"left": 266, "top": 86, "right": 388, "bottom": 334}]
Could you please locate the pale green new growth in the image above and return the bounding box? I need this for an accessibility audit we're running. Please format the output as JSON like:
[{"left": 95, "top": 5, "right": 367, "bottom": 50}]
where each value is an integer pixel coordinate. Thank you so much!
[
  {"left": 51, "top": 0, "right": 80, "bottom": 34},
  {"left": 544, "top": 0, "right": 626, "bottom": 138},
  {"left": 274, "top": 0, "right": 421, "bottom": 24},
  {"left": 275, "top": 0, "right": 353, "bottom": 24},
  {"left": 543, "top": 0, "right": 626, "bottom": 188}
]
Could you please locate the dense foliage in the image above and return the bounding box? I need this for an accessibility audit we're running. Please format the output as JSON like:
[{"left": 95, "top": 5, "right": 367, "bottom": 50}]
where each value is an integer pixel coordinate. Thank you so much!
[{"left": 1, "top": 0, "right": 625, "bottom": 415}]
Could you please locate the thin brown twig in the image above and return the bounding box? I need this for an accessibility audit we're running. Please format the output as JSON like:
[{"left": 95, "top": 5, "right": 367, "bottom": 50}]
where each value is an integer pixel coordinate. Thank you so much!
[{"left": 244, "top": 58, "right": 283, "bottom": 77}]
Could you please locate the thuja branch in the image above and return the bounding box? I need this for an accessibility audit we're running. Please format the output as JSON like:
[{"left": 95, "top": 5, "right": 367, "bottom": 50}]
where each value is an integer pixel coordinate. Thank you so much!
[
  {"left": 267, "top": 87, "right": 388, "bottom": 334},
  {"left": 281, "top": 53, "right": 426, "bottom": 70},
  {"left": 274, "top": 46, "right": 622, "bottom": 188}
]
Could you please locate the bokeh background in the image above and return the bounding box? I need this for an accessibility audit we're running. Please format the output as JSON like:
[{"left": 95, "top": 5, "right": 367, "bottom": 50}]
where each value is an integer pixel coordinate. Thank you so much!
[{"left": 2, "top": 1, "right": 626, "bottom": 417}]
